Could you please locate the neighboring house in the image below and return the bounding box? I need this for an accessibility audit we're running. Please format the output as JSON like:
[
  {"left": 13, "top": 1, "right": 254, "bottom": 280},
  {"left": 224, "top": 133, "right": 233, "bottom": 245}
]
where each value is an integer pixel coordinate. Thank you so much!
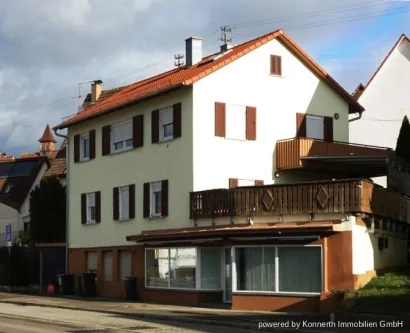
[
  {"left": 350, "top": 34, "right": 410, "bottom": 187},
  {"left": 53, "top": 29, "right": 409, "bottom": 312},
  {"left": 43, "top": 139, "right": 67, "bottom": 186}
]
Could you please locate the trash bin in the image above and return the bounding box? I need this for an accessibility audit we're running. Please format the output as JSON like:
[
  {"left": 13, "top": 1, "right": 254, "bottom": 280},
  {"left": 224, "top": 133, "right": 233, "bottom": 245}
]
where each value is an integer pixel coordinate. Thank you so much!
[
  {"left": 123, "top": 277, "right": 137, "bottom": 301},
  {"left": 58, "top": 274, "right": 75, "bottom": 295},
  {"left": 74, "top": 275, "right": 83, "bottom": 296},
  {"left": 81, "top": 272, "right": 97, "bottom": 297}
]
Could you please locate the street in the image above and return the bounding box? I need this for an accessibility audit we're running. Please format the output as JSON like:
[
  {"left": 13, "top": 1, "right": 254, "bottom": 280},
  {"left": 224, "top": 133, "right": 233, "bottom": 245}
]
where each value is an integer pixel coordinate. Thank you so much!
[{"left": 0, "top": 303, "right": 265, "bottom": 333}]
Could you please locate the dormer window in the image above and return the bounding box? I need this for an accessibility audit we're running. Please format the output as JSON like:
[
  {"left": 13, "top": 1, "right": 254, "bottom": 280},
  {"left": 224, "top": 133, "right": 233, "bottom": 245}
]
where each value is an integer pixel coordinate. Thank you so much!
[{"left": 3, "top": 184, "right": 13, "bottom": 193}]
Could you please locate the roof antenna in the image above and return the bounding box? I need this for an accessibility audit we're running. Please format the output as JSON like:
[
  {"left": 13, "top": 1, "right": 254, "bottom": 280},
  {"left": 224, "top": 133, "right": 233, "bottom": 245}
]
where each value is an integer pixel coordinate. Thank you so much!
[
  {"left": 174, "top": 54, "right": 184, "bottom": 68},
  {"left": 220, "top": 25, "right": 232, "bottom": 45}
]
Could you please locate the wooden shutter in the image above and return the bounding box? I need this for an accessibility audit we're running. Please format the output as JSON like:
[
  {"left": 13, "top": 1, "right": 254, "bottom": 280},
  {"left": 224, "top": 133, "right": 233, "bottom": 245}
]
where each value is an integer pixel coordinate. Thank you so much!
[
  {"left": 215, "top": 102, "right": 226, "bottom": 137},
  {"left": 255, "top": 180, "right": 264, "bottom": 186},
  {"left": 102, "top": 125, "right": 111, "bottom": 156},
  {"left": 246, "top": 106, "right": 257, "bottom": 140},
  {"left": 296, "top": 113, "right": 307, "bottom": 137},
  {"left": 74, "top": 135, "right": 80, "bottom": 163},
  {"left": 132, "top": 115, "right": 144, "bottom": 149},
  {"left": 161, "top": 180, "right": 169, "bottom": 217},
  {"left": 324, "top": 116, "right": 333, "bottom": 142},
  {"left": 270, "top": 55, "right": 282, "bottom": 76},
  {"left": 113, "top": 187, "right": 119, "bottom": 221},
  {"left": 173, "top": 103, "right": 182, "bottom": 139},
  {"left": 89, "top": 129, "right": 96, "bottom": 160},
  {"left": 95, "top": 191, "right": 101, "bottom": 223},
  {"left": 129, "top": 184, "right": 135, "bottom": 219},
  {"left": 143, "top": 182, "right": 150, "bottom": 218},
  {"left": 151, "top": 110, "right": 159, "bottom": 143},
  {"left": 229, "top": 178, "right": 238, "bottom": 188},
  {"left": 81, "top": 193, "right": 87, "bottom": 224}
]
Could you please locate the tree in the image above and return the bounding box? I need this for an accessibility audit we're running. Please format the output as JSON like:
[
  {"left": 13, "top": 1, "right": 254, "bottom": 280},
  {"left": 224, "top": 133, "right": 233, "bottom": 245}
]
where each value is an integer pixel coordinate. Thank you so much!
[
  {"left": 29, "top": 175, "right": 66, "bottom": 243},
  {"left": 395, "top": 115, "right": 410, "bottom": 164}
]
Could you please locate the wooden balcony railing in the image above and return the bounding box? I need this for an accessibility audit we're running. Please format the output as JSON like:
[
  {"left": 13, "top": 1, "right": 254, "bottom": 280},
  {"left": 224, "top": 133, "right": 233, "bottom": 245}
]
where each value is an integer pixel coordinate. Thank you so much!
[
  {"left": 276, "top": 138, "right": 393, "bottom": 170},
  {"left": 190, "top": 179, "right": 410, "bottom": 223}
]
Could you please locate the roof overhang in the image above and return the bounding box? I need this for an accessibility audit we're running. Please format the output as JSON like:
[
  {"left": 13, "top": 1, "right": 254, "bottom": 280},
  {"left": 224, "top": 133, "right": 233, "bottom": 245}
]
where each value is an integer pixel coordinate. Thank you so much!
[{"left": 53, "top": 83, "right": 185, "bottom": 130}]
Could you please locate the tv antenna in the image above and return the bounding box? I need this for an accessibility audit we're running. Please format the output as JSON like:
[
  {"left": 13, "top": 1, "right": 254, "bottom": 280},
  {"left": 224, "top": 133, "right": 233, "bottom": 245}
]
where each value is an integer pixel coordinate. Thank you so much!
[
  {"left": 174, "top": 54, "right": 184, "bottom": 68},
  {"left": 220, "top": 25, "right": 232, "bottom": 44}
]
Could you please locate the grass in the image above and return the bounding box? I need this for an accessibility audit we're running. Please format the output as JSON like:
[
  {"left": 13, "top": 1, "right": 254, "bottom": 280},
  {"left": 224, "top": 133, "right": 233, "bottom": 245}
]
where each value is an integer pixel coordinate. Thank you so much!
[{"left": 349, "top": 267, "right": 410, "bottom": 316}]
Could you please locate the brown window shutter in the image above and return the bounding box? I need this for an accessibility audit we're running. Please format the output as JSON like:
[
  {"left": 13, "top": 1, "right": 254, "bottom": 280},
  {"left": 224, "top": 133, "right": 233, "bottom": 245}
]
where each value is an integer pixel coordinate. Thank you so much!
[
  {"left": 215, "top": 102, "right": 226, "bottom": 137},
  {"left": 143, "top": 182, "right": 150, "bottom": 218},
  {"left": 74, "top": 135, "right": 80, "bottom": 163},
  {"left": 113, "top": 187, "right": 119, "bottom": 221},
  {"left": 102, "top": 125, "right": 111, "bottom": 156},
  {"left": 129, "top": 184, "right": 135, "bottom": 219},
  {"left": 255, "top": 180, "right": 264, "bottom": 186},
  {"left": 133, "top": 115, "right": 144, "bottom": 148},
  {"left": 161, "top": 180, "right": 169, "bottom": 217},
  {"left": 151, "top": 110, "right": 159, "bottom": 143},
  {"left": 324, "top": 116, "right": 333, "bottom": 142},
  {"left": 81, "top": 193, "right": 87, "bottom": 224},
  {"left": 270, "top": 55, "right": 282, "bottom": 75},
  {"left": 229, "top": 178, "right": 238, "bottom": 188},
  {"left": 173, "top": 103, "right": 182, "bottom": 139},
  {"left": 296, "top": 113, "right": 307, "bottom": 137},
  {"left": 95, "top": 191, "right": 101, "bottom": 223},
  {"left": 246, "top": 106, "right": 257, "bottom": 140},
  {"left": 89, "top": 129, "right": 96, "bottom": 160}
]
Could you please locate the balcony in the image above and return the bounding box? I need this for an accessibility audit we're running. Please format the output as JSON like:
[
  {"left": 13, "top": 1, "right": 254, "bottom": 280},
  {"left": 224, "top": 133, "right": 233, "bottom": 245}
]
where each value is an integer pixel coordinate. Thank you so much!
[
  {"left": 190, "top": 179, "right": 410, "bottom": 224},
  {"left": 276, "top": 138, "right": 393, "bottom": 176}
]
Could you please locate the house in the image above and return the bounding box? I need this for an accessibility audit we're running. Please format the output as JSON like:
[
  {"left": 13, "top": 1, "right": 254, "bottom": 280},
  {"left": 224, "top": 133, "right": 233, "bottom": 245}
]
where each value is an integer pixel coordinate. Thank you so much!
[
  {"left": 53, "top": 29, "right": 410, "bottom": 313},
  {"left": 350, "top": 34, "right": 410, "bottom": 187}
]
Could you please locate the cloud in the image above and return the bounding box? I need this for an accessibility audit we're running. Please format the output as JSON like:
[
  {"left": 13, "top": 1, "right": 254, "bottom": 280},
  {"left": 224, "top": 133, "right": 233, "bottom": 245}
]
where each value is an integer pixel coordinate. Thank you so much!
[{"left": 0, "top": 0, "right": 409, "bottom": 154}]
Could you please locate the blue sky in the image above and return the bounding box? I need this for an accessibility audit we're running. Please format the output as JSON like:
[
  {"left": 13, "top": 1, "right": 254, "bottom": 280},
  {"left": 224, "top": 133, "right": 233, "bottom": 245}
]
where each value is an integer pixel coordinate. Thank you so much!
[{"left": 0, "top": 0, "right": 409, "bottom": 156}]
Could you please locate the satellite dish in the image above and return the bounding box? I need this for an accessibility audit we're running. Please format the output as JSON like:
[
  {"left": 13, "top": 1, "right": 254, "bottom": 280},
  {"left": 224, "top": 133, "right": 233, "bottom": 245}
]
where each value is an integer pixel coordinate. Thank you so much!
[{"left": 77, "top": 105, "right": 84, "bottom": 113}]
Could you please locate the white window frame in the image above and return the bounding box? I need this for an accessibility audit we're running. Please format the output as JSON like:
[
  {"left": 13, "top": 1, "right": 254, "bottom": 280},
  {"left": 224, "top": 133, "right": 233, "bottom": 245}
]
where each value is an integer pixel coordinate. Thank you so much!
[
  {"left": 111, "top": 120, "right": 133, "bottom": 154},
  {"left": 144, "top": 247, "right": 222, "bottom": 291},
  {"left": 80, "top": 133, "right": 90, "bottom": 161},
  {"left": 159, "top": 106, "right": 174, "bottom": 142},
  {"left": 225, "top": 104, "right": 246, "bottom": 141},
  {"left": 232, "top": 244, "right": 323, "bottom": 297},
  {"left": 306, "top": 115, "right": 324, "bottom": 140},
  {"left": 150, "top": 182, "right": 162, "bottom": 217},
  {"left": 86, "top": 192, "right": 96, "bottom": 224},
  {"left": 119, "top": 186, "right": 130, "bottom": 220}
]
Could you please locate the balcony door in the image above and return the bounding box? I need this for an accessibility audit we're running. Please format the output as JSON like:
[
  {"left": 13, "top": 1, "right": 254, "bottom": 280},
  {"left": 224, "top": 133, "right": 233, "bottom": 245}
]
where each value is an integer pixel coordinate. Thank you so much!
[{"left": 306, "top": 115, "right": 324, "bottom": 140}]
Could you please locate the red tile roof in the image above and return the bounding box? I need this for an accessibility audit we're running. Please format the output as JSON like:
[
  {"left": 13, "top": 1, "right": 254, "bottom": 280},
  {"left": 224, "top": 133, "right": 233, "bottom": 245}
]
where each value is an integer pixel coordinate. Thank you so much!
[
  {"left": 44, "top": 140, "right": 67, "bottom": 178},
  {"left": 55, "top": 29, "right": 363, "bottom": 130},
  {"left": 39, "top": 124, "right": 57, "bottom": 143}
]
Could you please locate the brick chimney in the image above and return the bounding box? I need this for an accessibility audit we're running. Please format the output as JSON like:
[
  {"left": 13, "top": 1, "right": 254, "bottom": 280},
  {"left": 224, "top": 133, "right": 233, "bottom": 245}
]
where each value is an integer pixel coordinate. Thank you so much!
[
  {"left": 185, "top": 37, "right": 203, "bottom": 67},
  {"left": 91, "top": 80, "right": 103, "bottom": 103}
]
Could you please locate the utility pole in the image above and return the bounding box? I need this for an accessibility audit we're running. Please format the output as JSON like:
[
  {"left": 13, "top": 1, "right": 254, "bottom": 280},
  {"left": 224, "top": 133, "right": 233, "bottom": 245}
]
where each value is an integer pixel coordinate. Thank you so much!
[
  {"left": 174, "top": 54, "right": 184, "bottom": 68},
  {"left": 220, "top": 25, "right": 232, "bottom": 44}
]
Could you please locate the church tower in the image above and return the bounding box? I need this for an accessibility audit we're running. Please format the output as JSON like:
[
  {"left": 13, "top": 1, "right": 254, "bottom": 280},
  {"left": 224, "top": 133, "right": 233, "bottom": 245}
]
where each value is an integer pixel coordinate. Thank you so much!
[{"left": 39, "top": 124, "right": 57, "bottom": 156}]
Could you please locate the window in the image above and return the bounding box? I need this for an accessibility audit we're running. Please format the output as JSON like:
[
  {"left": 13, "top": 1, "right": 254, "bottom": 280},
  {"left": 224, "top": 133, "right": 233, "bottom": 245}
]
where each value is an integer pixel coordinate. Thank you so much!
[
  {"left": 103, "top": 251, "right": 113, "bottom": 282},
  {"left": 86, "top": 251, "right": 98, "bottom": 274},
  {"left": 235, "top": 246, "right": 322, "bottom": 294},
  {"left": 87, "top": 193, "right": 96, "bottom": 223},
  {"left": 80, "top": 133, "right": 90, "bottom": 161},
  {"left": 3, "top": 183, "right": 13, "bottom": 193},
  {"left": 145, "top": 247, "right": 220, "bottom": 290},
  {"left": 159, "top": 107, "right": 174, "bottom": 141},
  {"left": 306, "top": 115, "right": 324, "bottom": 140},
  {"left": 225, "top": 104, "right": 246, "bottom": 140},
  {"left": 111, "top": 120, "right": 133, "bottom": 153},
  {"left": 151, "top": 182, "right": 162, "bottom": 217},
  {"left": 119, "top": 186, "right": 130, "bottom": 220},
  {"left": 270, "top": 55, "right": 282, "bottom": 76},
  {"left": 119, "top": 250, "right": 132, "bottom": 280}
]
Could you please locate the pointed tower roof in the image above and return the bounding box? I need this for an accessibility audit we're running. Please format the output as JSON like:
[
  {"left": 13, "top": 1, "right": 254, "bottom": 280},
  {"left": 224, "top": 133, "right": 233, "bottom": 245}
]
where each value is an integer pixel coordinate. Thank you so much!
[{"left": 39, "top": 124, "right": 57, "bottom": 143}]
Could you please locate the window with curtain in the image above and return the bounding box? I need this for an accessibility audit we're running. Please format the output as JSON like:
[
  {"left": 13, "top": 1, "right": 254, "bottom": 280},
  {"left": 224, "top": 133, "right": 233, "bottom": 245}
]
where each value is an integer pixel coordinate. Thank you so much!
[
  {"left": 119, "top": 250, "right": 132, "bottom": 280},
  {"left": 225, "top": 104, "right": 246, "bottom": 140},
  {"left": 86, "top": 251, "right": 98, "bottom": 274},
  {"left": 200, "top": 248, "right": 221, "bottom": 289},
  {"left": 111, "top": 120, "right": 133, "bottom": 152}
]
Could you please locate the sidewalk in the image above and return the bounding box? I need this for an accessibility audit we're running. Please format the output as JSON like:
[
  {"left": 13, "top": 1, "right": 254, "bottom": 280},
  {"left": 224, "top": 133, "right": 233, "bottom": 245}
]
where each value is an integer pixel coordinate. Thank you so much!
[{"left": 0, "top": 292, "right": 408, "bottom": 331}]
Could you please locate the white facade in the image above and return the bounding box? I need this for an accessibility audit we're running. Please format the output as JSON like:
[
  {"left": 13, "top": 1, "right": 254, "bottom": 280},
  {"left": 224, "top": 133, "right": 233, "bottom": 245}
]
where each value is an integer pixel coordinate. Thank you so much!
[{"left": 350, "top": 36, "right": 410, "bottom": 187}]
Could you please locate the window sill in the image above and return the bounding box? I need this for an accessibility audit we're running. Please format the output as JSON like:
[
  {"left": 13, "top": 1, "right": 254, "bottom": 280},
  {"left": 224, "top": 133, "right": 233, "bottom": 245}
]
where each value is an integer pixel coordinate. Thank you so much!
[
  {"left": 147, "top": 215, "right": 163, "bottom": 220},
  {"left": 269, "top": 74, "right": 283, "bottom": 78},
  {"left": 232, "top": 291, "right": 321, "bottom": 297},
  {"left": 110, "top": 147, "right": 134, "bottom": 156},
  {"left": 158, "top": 137, "right": 175, "bottom": 144},
  {"left": 79, "top": 158, "right": 90, "bottom": 163},
  {"left": 85, "top": 221, "right": 97, "bottom": 226},
  {"left": 223, "top": 137, "right": 247, "bottom": 142},
  {"left": 118, "top": 218, "right": 132, "bottom": 222}
]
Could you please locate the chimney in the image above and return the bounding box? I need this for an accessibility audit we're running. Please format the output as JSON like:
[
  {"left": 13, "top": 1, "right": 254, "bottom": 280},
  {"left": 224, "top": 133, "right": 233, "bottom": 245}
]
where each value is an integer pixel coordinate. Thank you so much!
[
  {"left": 220, "top": 43, "right": 234, "bottom": 52},
  {"left": 91, "top": 80, "right": 103, "bottom": 103},
  {"left": 185, "top": 37, "right": 203, "bottom": 67}
]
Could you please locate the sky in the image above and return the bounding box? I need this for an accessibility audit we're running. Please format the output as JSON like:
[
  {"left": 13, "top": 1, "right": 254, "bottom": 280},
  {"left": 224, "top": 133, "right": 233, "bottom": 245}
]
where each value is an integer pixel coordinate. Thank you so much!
[{"left": 0, "top": 0, "right": 409, "bottom": 155}]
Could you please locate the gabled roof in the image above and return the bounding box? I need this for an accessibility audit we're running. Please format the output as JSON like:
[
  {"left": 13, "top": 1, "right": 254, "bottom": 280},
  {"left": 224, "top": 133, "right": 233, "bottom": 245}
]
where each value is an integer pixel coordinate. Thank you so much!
[
  {"left": 0, "top": 156, "right": 50, "bottom": 210},
  {"left": 43, "top": 140, "right": 67, "bottom": 178},
  {"left": 39, "top": 124, "right": 57, "bottom": 143},
  {"left": 54, "top": 29, "right": 363, "bottom": 130},
  {"left": 353, "top": 34, "right": 410, "bottom": 100}
]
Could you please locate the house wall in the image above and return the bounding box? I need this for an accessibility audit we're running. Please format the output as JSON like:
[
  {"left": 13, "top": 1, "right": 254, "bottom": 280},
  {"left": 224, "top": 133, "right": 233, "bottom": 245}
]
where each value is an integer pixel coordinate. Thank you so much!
[
  {"left": 192, "top": 38, "right": 350, "bottom": 190},
  {"left": 350, "top": 37, "right": 410, "bottom": 187},
  {"left": 67, "top": 88, "right": 194, "bottom": 248},
  {"left": 0, "top": 203, "right": 18, "bottom": 244}
]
